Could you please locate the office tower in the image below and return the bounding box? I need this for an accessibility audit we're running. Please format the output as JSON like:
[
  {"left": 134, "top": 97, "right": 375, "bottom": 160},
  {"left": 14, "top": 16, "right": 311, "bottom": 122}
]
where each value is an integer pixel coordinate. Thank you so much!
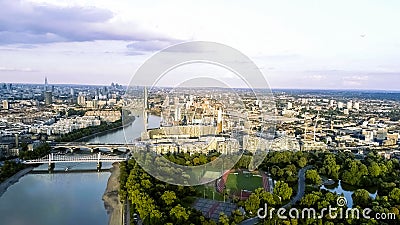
[
  {"left": 217, "top": 108, "right": 223, "bottom": 133},
  {"left": 2, "top": 100, "right": 9, "bottom": 110},
  {"left": 15, "top": 134, "right": 19, "bottom": 148},
  {"left": 174, "top": 97, "right": 179, "bottom": 106},
  {"left": 287, "top": 102, "right": 293, "bottom": 110},
  {"left": 44, "top": 91, "right": 53, "bottom": 105},
  {"left": 77, "top": 94, "right": 86, "bottom": 106},
  {"left": 144, "top": 86, "right": 148, "bottom": 109},
  {"left": 338, "top": 102, "right": 344, "bottom": 109},
  {"left": 347, "top": 101, "right": 353, "bottom": 110},
  {"left": 353, "top": 102, "right": 360, "bottom": 110},
  {"left": 93, "top": 99, "right": 99, "bottom": 109},
  {"left": 174, "top": 106, "right": 181, "bottom": 122},
  {"left": 44, "top": 77, "right": 48, "bottom": 91}
]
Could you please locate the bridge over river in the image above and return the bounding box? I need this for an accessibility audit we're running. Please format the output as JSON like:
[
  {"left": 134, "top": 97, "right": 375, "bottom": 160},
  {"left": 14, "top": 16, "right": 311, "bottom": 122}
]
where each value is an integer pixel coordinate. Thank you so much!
[
  {"left": 51, "top": 142, "right": 136, "bottom": 153},
  {"left": 23, "top": 152, "right": 127, "bottom": 171}
]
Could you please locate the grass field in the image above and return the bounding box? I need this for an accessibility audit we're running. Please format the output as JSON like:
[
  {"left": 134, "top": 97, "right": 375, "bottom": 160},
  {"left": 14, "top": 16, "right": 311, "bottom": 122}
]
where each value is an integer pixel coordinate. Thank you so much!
[{"left": 225, "top": 173, "right": 263, "bottom": 192}]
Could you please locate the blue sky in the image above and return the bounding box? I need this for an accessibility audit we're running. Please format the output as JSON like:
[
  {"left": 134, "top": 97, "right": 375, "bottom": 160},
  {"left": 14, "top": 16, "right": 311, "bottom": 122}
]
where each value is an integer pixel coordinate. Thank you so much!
[{"left": 0, "top": 0, "right": 399, "bottom": 90}]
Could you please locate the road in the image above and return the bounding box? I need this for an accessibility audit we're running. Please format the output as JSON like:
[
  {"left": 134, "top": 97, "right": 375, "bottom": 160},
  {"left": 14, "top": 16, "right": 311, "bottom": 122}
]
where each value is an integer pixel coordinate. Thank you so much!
[
  {"left": 282, "top": 165, "right": 312, "bottom": 209},
  {"left": 239, "top": 165, "right": 312, "bottom": 225}
]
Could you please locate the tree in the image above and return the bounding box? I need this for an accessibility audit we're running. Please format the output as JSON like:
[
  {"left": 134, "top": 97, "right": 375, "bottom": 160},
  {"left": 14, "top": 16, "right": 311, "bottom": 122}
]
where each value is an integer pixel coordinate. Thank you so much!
[
  {"left": 298, "top": 156, "right": 307, "bottom": 168},
  {"left": 341, "top": 160, "right": 368, "bottom": 186},
  {"left": 368, "top": 162, "right": 381, "bottom": 177},
  {"left": 319, "top": 154, "right": 340, "bottom": 180},
  {"left": 231, "top": 209, "right": 244, "bottom": 224},
  {"left": 389, "top": 188, "right": 400, "bottom": 204},
  {"left": 273, "top": 181, "right": 293, "bottom": 201},
  {"left": 255, "top": 188, "right": 276, "bottom": 206},
  {"left": 352, "top": 189, "right": 371, "bottom": 207},
  {"left": 300, "top": 192, "right": 320, "bottom": 207},
  {"left": 161, "top": 191, "right": 177, "bottom": 206},
  {"left": 170, "top": 204, "right": 190, "bottom": 223},
  {"left": 305, "top": 170, "right": 322, "bottom": 185},
  {"left": 218, "top": 213, "right": 230, "bottom": 225},
  {"left": 244, "top": 193, "right": 261, "bottom": 215}
]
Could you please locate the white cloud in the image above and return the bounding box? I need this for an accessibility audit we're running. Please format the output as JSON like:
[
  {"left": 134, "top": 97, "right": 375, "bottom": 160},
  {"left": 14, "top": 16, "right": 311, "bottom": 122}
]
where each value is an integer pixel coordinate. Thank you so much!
[{"left": 0, "top": 66, "right": 38, "bottom": 72}]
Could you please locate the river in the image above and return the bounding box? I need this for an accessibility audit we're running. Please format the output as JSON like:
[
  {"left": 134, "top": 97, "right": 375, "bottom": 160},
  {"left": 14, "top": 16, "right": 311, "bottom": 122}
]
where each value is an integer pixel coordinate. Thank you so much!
[
  {"left": 0, "top": 115, "right": 160, "bottom": 225},
  {"left": 85, "top": 115, "right": 161, "bottom": 144}
]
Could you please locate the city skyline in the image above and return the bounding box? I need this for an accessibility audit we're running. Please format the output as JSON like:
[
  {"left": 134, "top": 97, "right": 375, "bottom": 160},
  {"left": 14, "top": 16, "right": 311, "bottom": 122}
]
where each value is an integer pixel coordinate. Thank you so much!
[
  {"left": 3, "top": 2, "right": 400, "bottom": 225},
  {"left": 1, "top": 0, "right": 400, "bottom": 90}
]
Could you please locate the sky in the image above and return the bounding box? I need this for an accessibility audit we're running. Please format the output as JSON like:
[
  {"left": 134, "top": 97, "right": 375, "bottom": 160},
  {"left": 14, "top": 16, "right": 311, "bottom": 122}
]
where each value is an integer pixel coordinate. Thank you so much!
[{"left": 0, "top": 0, "right": 400, "bottom": 90}]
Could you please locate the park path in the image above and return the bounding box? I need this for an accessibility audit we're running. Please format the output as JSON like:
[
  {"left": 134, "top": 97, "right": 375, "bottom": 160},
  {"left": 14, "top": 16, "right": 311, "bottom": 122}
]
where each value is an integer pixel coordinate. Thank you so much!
[
  {"left": 282, "top": 165, "right": 312, "bottom": 209},
  {"left": 239, "top": 165, "right": 312, "bottom": 225}
]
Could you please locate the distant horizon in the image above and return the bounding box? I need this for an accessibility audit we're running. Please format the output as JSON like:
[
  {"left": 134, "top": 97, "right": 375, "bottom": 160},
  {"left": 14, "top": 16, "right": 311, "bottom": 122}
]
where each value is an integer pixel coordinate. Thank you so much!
[
  {"left": 1, "top": 1, "right": 400, "bottom": 90},
  {"left": 5, "top": 81, "right": 400, "bottom": 92}
]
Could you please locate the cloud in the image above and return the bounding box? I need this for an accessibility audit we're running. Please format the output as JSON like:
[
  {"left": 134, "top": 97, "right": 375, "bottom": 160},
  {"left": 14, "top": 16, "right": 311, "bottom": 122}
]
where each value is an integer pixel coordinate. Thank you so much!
[
  {"left": 307, "top": 74, "right": 326, "bottom": 81},
  {"left": 0, "top": 66, "right": 38, "bottom": 72},
  {"left": 0, "top": 0, "right": 177, "bottom": 45},
  {"left": 126, "top": 40, "right": 178, "bottom": 51},
  {"left": 342, "top": 75, "right": 369, "bottom": 87},
  {"left": 126, "top": 40, "right": 182, "bottom": 55},
  {"left": 343, "top": 75, "right": 369, "bottom": 81}
]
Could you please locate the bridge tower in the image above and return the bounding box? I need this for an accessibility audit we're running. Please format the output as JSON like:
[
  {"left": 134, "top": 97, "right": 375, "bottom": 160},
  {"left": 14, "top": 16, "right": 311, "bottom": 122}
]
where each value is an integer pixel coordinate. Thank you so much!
[
  {"left": 97, "top": 152, "right": 102, "bottom": 172},
  {"left": 48, "top": 153, "right": 55, "bottom": 172}
]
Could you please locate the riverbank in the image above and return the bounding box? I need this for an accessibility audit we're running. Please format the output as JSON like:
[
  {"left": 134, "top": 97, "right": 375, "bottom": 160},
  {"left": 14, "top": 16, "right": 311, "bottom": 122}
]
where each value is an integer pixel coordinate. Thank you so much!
[
  {"left": 0, "top": 167, "right": 34, "bottom": 198},
  {"left": 102, "top": 162, "right": 123, "bottom": 225}
]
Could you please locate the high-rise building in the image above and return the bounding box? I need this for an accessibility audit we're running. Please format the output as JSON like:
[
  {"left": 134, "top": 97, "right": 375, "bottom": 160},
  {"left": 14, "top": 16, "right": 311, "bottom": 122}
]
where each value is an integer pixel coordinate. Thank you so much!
[
  {"left": 2, "top": 100, "right": 9, "bottom": 110},
  {"left": 44, "top": 91, "right": 53, "bottom": 105},
  {"left": 15, "top": 134, "right": 19, "bottom": 148},
  {"left": 164, "top": 95, "right": 170, "bottom": 107},
  {"left": 217, "top": 108, "right": 223, "bottom": 133},
  {"left": 44, "top": 77, "right": 48, "bottom": 91},
  {"left": 347, "top": 101, "right": 353, "bottom": 110},
  {"left": 174, "top": 97, "right": 179, "bottom": 106},
  {"left": 174, "top": 106, "right": 181, "bottom": 122},
  {"left": 144, "top": 86, "right": 148, "bottom": 109},
  {"left": 353, "top": 102, "right": 360, "bottom": 110},
  {"left": 338, "top": 102, "right": 344, "bottom": 109},
  {"left": 287, "top": 102, "right": 293, "bottom": 110},
  {"left": 329, "top": 100, "right": 335, "bottom": 108},
  {"left": 77, "top": 94, "right": 86, "bottom": 106},
  {"left": 93, "top": 99, "right": 99, "bottom": 109}
]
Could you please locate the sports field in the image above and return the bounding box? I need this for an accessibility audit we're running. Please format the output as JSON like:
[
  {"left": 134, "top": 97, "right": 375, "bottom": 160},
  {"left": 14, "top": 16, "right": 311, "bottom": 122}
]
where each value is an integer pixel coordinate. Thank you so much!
[{"left": 225, "top": 172, "right": 263, "bottom": 192}]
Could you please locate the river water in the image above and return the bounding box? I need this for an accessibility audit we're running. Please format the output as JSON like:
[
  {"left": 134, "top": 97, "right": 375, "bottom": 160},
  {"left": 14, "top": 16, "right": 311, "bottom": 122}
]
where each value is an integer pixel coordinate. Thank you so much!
[
  {"left": 86, "top": 115, "right": 161, "bottom": 144},
  {"left": 0, "top": 115, "right": 160, "bottom": 225}
]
